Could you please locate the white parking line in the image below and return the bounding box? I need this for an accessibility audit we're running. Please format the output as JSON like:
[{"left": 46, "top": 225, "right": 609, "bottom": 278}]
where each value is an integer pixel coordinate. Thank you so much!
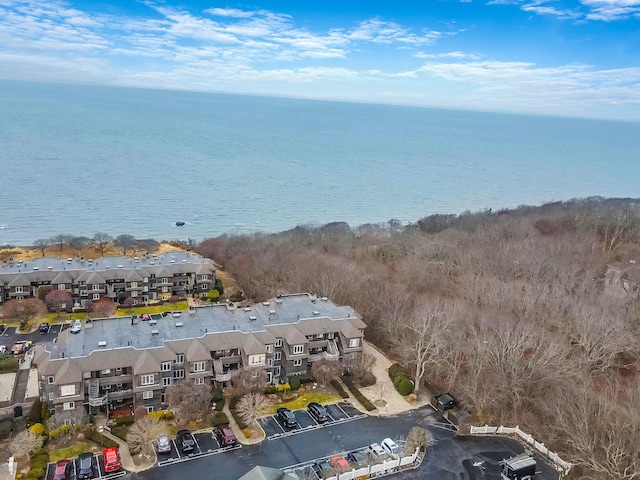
[
  {"left": 157, "top": 444, "right": 242, "bottom": 467},
  {"left": 192, "top": 435, "right": 202, "bottom": 454}
]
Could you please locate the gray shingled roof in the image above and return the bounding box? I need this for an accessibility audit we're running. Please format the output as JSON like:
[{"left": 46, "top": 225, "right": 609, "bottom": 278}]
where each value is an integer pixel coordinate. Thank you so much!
[
  {"left": 134, "top": 351, "right": 160, "bottom": 375},
  {"left": 56, "top": 360, "right": 83, "bottom": 383},
  {"left": 185, "top": 340, "right": 211, "bottom": 362}
]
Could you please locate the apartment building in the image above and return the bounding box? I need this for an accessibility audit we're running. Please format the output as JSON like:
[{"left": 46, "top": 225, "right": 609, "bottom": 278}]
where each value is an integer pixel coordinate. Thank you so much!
[
  {"left": 0, "top": 251, "right": 215, "bottom": 307},
  {"left": 32, "top": 293, "right": 365, "bottom": 421}
]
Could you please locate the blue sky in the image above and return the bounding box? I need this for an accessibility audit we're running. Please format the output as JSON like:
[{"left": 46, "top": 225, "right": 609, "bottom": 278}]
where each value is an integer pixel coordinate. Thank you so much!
[{"left": 0, "top": 0, "right": 638, "bottom": 119}]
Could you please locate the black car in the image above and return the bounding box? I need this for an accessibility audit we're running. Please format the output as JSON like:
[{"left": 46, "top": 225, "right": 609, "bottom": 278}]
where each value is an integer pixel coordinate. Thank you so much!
[
  {"left": 276, "top": 407, "right": 298, "bottom": 428},
  {"left": 347, "top": 451, "right": 367, "bottom": 469},
  {"left": 312, "top": 461, "right": 335, "bottom": 479},
  {"left": 176, "top": 429, "right": 196, "bottom": 454},
  {"left": 307, "top": 402, "right": 329, "bottom": 423},
  {"left": 39, "top": 322, "right": 50, "bottom": 334},
  {"left": 77, "top": 452, "right": 94, "bottom": 480},
  {"left": 0, "top": 324, "right": 6, "bottom": 334}
]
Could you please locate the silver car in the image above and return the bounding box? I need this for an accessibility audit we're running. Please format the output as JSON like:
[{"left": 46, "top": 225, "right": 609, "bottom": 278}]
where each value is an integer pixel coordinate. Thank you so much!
[
  {"left": 157, "top": 434, "right": 171, "bottom": 454},
  {"left": 70, "top": 320, "right": 82, "bottom": 334}
]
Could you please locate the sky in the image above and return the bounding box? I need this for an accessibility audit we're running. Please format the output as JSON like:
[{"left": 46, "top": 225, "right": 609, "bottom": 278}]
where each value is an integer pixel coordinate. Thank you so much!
[{"left": 0, "top": 0, "right": 639, "bottom": 120}]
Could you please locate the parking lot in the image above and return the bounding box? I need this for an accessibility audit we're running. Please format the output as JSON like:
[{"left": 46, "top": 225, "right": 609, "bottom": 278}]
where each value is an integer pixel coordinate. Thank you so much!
[
  {"left": 157, "top": 430, "right": 242, "bottom": 467},
  {"left": 259, "top": 401, "right": 366, "bottom": 440},
  {"left": 44, "top": 452, "right": 126, "bottom": 480}
]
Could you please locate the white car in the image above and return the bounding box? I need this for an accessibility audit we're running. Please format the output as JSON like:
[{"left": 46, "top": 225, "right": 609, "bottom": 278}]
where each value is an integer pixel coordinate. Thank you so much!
[
  {"left": 381, "top": 438, "right": 400, "bottom": 457},
  {"left": 367, "top": 443, "right": 387, "bottom": 461},
  {"left": 70, "top": 320, "right": 82, "bottom": 334}
]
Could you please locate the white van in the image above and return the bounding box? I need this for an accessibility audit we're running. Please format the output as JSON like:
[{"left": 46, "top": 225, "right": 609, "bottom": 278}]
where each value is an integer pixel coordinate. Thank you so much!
[{"left": 381, "top": 438, "right": 400, "bottom": 457}]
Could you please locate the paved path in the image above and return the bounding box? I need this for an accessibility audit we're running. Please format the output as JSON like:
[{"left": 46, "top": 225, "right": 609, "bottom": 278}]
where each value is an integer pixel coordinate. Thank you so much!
[{"left": 94, "top": 420, "right": 155, "bottom": 473}]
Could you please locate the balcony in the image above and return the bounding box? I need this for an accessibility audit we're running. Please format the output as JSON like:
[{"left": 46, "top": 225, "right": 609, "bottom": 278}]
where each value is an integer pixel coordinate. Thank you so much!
[
  {"left": 98, "top": 374, "right": 133, "bottom": 387},
  {"left": 107, "top": 389, "right": 134, "bottom": 401},
  {"left": 215, "top": 372, "right": 231, "bottom": 382},
  {"left": 88, "top": 394, "right": 108, "bottom": 407}
]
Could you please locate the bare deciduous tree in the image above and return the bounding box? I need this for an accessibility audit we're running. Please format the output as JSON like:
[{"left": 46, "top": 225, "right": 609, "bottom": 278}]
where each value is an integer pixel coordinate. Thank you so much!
[
  {"left": 92, "top": 232, "right": 112, "bottom": 256},
  {"left": 310, "top": 359, "right": 342, "bottom": 386},
  {"left": 89, "top": 298, "right": 117, "bottom": 318},
  {"left": 45, "top": 289, "right": 73, "bottom": 316},
  {"left": 10, "top": 430, "right": 44, "bottom": 457},
  {"left": 166, "top": 381, "right": 211, "bottom": 424},
  {"left": 114, "top": 235, "right": 136, "bottom": 255},
  {"left": 229, "top": 369, "right": 267, "bottom": 397},
  {"left": 344, "top": 352, "right": 376, "bottom": 383},
  {"left": 68, "top": 236, "right": 91, "bottom": 255},
  {"left": 2, "top": 299, "right": 47, "bottom": 329},
  {"left": 236, "top": 393, "right": 270, "bottom": 429},
  {"left": 33, "top": 238, "right": 49, "bottom": 256},
  {"left": 126, "top": 415, "right": 168, "bottom": 456}
]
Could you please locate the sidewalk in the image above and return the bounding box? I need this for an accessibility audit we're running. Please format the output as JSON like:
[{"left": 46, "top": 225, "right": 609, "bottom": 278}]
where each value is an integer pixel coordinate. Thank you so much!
[
  {"left": 352, "top": 341, "right": 431, "bottom": 416},
  {"left": 221, "top": 403, "right": 264, "bottom": 445}
]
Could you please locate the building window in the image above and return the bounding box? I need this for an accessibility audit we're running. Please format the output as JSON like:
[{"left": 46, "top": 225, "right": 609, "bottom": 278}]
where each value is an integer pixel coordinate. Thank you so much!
[
  {"left": 293, "top": 345, "right": 304, "bottom": 355},
  {"left": 251, "top": 370, "right": 259, "bottom": 378},
  {"left": 273, "top": 352, "right": 281, "bottom": 361},
  {"left": 146, "top": 406, "right": 154, "bottom": 413},
  {"left": 192, "top": 362, "right": 205, "bottom": 373},
  {"left": 101, "top": 369, "right": 111, "bottom": 375},
  {"left": 327, "top": 333, "right": 335, "bottom": 339},
  {"left": 15, "top": 286, "right": 24, "bottom": 293},
  {"left": 268, "top": 358, "right": 273, "bottom": 366},
  {"left": 161, "top": 286, "right": 168, "bottom": 293},
  {"left": 142, "top": 390, "right": 153, "bottom": 400},
  {"left": 140, "top": 374, "right": 155, "bottom": 386},
  {"left": 161, "top": 362, "right": 172, "bottom": 372},
  {"left": 249, "top": 355, "right": 265, "bottom": 366},
  {"left": 48, "top": 392, "right": 54, "bottom": 401},
  {"left": 275, "top": 338, "right": 283, "bottom": 348},
  {"left": 58, "top": 284, "right": 65, "bottom": 290},
  {"left": 162, "top": 377, "right": 172, "bottom": 387},
  {"left": 162, "top": 295, "right": 168, "bottom": 301},
  {"left": 274, "top": 366, "right": 281, "bottom": 376},
  {"left": 131, "top": 291, "right": 138, "bottom": 298},
  {"left": 17, "top": 296, "right": 24, "bottom": 300},
  {"left": 175, "top": 354, "right": 184, "bottom": 364},
  {"left": 47, "top": 376, "right": 55, "bottom": 384},
  {"left": 349, "top": 338, "right": 360, "bottom": 348},
  {"left": 63, "top": 401, "right": 75, "bottom": 410},
  {"left": 92, "top": 293, "right": 100, "bottom": 300},
  {"left": 293, "top": 359, "right": 303, "bottom": 367},
  {"left": 201, "top": 275, "right": 208, "bottom": 281},
  {"left": 161, "top": 278, "right": 168, "bottom": 284},
  {"left": 174, "top": 370, "right": 184, "bottom": 379},
  {"left": 130, "top": 282, "right": 137, "bottom": 288},
  {"left": 92, "top": 284, "right": 100, "bottom": 290},
  {"left": 80, "top": 281, "right": 86, "bottom": 287},
  {"left": 194, "top": 377, "right": 204, "bottom": 385},
  {"left": 201, "top": 284, "right": 208, "bottom": 290},
  {"left": 116, "top": 367, "right": 122, "bottom": 373},
  {"left": 60, "top": 385, "right": 76, "bottom": 396},
  {"left": 266, "top": 344, "right": 274, "bottom": 354}
]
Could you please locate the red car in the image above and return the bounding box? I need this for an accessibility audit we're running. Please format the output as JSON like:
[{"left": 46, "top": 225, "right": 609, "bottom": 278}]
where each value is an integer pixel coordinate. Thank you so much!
[
  {"left": 102, "top": 447, "right": 120, "bottom": 473},
  {"left": 53, "top": 460, "right": 71, "bottom": 480}
]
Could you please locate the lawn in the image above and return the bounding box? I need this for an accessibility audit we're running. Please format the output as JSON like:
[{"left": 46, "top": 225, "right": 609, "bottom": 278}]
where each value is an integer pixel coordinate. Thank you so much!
[
  {"left": 264, "top": 392, "right": 340, "bottom": 415},
  {"left": 115, "top": 302, "right": 189, "bottom": 316},
  {"left": 49, "top": 443, "right": 89, "bottom": 462}
]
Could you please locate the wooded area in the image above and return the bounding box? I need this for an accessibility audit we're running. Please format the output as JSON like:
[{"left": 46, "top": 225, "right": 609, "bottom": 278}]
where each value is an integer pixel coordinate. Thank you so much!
[{"left": 197, "top": 197, "right": 640, "bottom": 480}]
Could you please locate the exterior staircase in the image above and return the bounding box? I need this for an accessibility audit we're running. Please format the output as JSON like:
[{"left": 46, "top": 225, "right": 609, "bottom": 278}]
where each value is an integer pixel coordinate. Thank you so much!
[
  {"left": 88, "top": 378, "right": 107, "bottom": 407},
  {"left": 213, "top": 358, "right": 230, "bottom": 382}
]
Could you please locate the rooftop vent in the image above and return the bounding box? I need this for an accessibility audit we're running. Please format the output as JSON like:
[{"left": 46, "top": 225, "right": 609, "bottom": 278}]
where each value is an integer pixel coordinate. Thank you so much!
[
  {"left": 151, "top": 329, "right": 159, "bottom": 335},
  {"left": 105, "top": 266, "right": 110, "bottom": 269},
  {"left": 244, "top": 307, "right": 251, "bottom": 312},
  {"left": 249, "top": 316, "right": 257, "bottom": 321},
  {"left": 321, "top": 297, "right": 328, "bottom": 302},
  {"left": 149, "top": 262, "right": 155, "bottom": 265},
  {"left": 262, "top": 302, "right": 270, "bottom": 306},
  {"left": 313, "top": 310, "right": 320, "bottom": 316},
  {"left": 268, "top": 309, "right": 276, "bottom": 315},
  {"left": 98, "top": 341, "right": 107, "bottom": 347},
  {"left": 149, "top": 319, "right": 157, "bottom": 326},
  {"left": 275, "top": 298, "right": 283, "bottom": 304},
  {"left": 170, "top": 260, "right": 175, "bottom": 263},
  {"left": 47, "top": 266, "right": 53, "bottom": 269},
  {"left": 134, "top": 257, "right": 139, "bottom": 260},
  {"left": 88, "top": 259, "right": 93, "bottom": 262},
  {"left": 118, "top": 265, "right": 124, "bottom": 268},
  {"left": 33, "top": 266, "right": 39, "bottom": 270},
  {"left": 182, "top": 259, "right": 187, "bottom": 262},
  {"left": 175, "top": 322, "right": 183, "bottom": 327}
]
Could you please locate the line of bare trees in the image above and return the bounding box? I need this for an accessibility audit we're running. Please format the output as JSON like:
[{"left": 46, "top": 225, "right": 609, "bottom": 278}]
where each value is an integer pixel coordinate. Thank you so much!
[
  {"left": 32, "top": 233, "right": 159, "bottom": 256},
  {"left": 196, "top": 198, "right": 640, "bottom": 480}
]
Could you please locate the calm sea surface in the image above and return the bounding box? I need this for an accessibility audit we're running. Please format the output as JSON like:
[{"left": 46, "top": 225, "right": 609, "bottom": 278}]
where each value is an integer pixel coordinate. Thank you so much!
[{"left": 1, "top": 80, "right": 639, "bottom": 246}]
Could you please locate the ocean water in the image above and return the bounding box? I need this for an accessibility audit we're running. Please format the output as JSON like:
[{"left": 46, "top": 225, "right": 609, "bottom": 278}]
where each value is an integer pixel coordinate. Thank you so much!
[{"left": 1, "top": 80, "right": 639, "bottom": 246}]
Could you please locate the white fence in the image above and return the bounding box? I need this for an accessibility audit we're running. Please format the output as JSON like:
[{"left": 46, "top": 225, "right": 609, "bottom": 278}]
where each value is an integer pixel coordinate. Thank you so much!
[
  {"left": 290, "top": 448, "right": 422, "bottom": 480},
  {"left": 470, "top": 425, "right": 572, "bottom": 475}
]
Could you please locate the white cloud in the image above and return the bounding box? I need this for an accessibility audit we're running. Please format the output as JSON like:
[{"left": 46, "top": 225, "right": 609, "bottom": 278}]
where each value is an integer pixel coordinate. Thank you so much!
[
  {"left": 414, "top": 51, "right": 482, "bottom": 60},
  {"left": 204, "top": 7, "right": 256, "bottom": 18},
  {"left": 581, "top": 0, "right": 640, "bottom": 20},
  {"left": 489, "top": 0, "right": 640, "bottom": 20}
]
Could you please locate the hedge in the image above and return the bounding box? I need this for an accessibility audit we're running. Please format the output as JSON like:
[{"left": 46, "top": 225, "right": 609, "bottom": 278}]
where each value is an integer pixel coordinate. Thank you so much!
[
  {"left": 85, "top": 430, "right": 118, "bottom": 448},
  {"left": 396, "top": 377, "right": 414, "bottom": 396},
  {"left": 359, "top": 372, "right": 376, "bottom": 387},
  {"left": 27, "top": 468, "right": 44, "bottom": 479},
  {"left": 388, "top": 363, "right": 405, "bottom": 381},
  {"left": 229, "top": 397, "right": 249, "bottom": 430},
  {"left": 212, "top": 388, "right": 224, "bottom": 402},
  {"left": 211, "top": 411, "right": 229, "bottom": 427},
  {"left": 330, "top": 379, "right": 349, "bottom": 399},
  {"left": 341, "top": 377, "right": 376, "bottom": 411},
  {"left": 115, "top": 415, "right": 135, "bottom": 426},
  {"left": 110, "top": 425, "right": 129, "bottom": 440}
]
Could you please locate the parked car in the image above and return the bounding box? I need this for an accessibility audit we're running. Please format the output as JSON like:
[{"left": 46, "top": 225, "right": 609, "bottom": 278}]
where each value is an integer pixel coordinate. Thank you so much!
[
  {"left": 367, "top": 443, "right": 387, "bottom": 461},
  {"left": 0, "top": 324, "right": 6, "bottom": 334},
  {"left": 53, "top": 460, "right": 71, "bottom": 480},
  {"left": 176, "top": 429, "right": 196, "bottom": 454},
  {"left": 381, "top": 438, "right": 400, "bottom": 457},
  {"left": 70, "top": 319, "right": 82, "bottom": 334},
  {"left": 39, "top": 322, "right": 50, "bottom": 334},
  {"left": 102, "top": 447, "right": 120, "bottom": 473},
  {"left": 276, "top": 407, "right": 298, "bottom": 428},
  {"left": 435, "top": 393, "right": 456, "bottom": 411},
  {"left": 312, "top": 461, "right": 335, "bottom": 479},
  {"left": 347, "top": 451, "right": 367, "bottom": 469},
  {"left": 157, "top": 434, "right": 172, "bottom": 454},
  {"left": 0, "top": 345, "right": 7, "bottom": 355},
  {"left": 214, "top": 425, "right": 238, "bottom": 447},
  {"left": 307, "top": 402, "right": 329, "bottom": 423},
  {"left": 328, "top": 455, "right": 351, "bottom": 474},
  {"left": 11, "top": 341, "right": 31, "bottom": 355},
  {"left": 77, "top": 452, "right": 95, "bottom": 480}
]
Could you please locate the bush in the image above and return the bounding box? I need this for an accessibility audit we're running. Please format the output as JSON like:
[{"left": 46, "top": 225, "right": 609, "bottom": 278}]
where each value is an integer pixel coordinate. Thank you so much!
[
  {"left": 164, "top": 411, "right": 174, "bottom": 420},
  {"left": 264, "top": 385, "right": 277, "bottom": 394},
  {"left": 229, "top": 397, "right": 249, "bottom": 430},
  {"left": 211, "top": 412, "right": 229, "bottom": 427},
  {"left": 242, "top": 428, "right": 252, "bottom": 438},
  {"left": 27, "top": 468, "right": 44, "bottom": 479},
  {"left": 359, "top": 372, "right": 376, "bottom": 387},
  {"left": 341, "top": 377, "right": 376, "bottom": 411},
  {"left": 28, "top": 399, "right": 43, "bottom": 425},
  {"left": 388, "top": 363, "right": 405, "bottom": 381},
  {"left": 215, "top": 399, "right": 225, "bottom": 411},
  {"left": 29, "top": 423, "right": 46, "bottom": 435},
  {"left": 229, "top": 291, "right": 244, "bottom": 302},
  {"left": 207, "top": 289, "right": 220, "bottom": 302},
  {"left": 212, "top": 387, "right": 224, "bottom": 402},
  {"left": 115, "top": 415, "right": 135, "bottom": 426},
  {"left": 215, "top": 278, "right": 224, "bottom": 295},
  {"left": 85, "top": 430, "right": 118, "bottom": 448},
  {"left": 110, "top": 425, "right": 128, "bottom": 440},
  {"left": 393, "top": 375, "right": 405, "bottom": 389},
  {"left": 330, "top": 379, "right": 349, "bottom": 399},
  {"left": 396, "top": 377, "right": 414, "bottom": 396},
  {"left": 29, "top": 454, "right": 47, "bottom": 470}
]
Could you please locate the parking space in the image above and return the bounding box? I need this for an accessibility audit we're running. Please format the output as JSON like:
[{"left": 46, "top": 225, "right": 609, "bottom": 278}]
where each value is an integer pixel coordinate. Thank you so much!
[
  {"left": 194, "top": 431, "right": 219, "bottom": 453},
  {"left": 260, "top": 402, "right": 366, "bottom": 440},
  {"left": 157, "top": 430, "right": 242, "bottom": 467},
  {"left": 45, "top": 454, "right": 125, "bottom": 480}
]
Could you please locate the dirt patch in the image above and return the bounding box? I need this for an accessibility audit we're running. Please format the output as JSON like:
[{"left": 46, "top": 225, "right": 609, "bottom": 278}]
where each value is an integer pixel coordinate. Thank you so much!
[{"left": 0, "top": 242, "right": 184, "bottom": 262}]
